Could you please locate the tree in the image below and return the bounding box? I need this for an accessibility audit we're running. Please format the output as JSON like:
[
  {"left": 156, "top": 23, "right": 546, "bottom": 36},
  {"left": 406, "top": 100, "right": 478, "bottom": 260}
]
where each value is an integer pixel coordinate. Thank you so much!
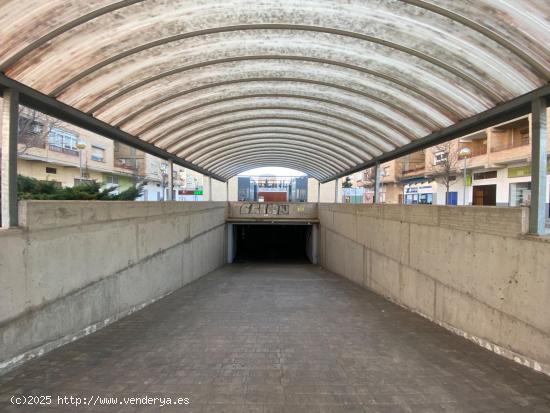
[
  {"left": 17, "top": 175, "right": 143, "bottom": 201},
  {"left": 428, "top": 142, "right": 460, "bottom": 205},
  {"left": 17, "top": 108, "right": 60, "bottom": 155},
  {"left": 342, "top": 176, "right": 353, "bottom": 188}
]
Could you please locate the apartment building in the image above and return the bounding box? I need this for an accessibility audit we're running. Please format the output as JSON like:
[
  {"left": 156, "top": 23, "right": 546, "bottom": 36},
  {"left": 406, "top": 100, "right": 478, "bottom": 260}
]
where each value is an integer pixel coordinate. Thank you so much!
[
  {"left": 13, "top": 108, "right": 205, "bottom": 201},
  {"left": 356, "top": 111, "right": 550, "bottom": 220},
  {"left": 16, "top": 110, "right": 138, "bottom": 190}
]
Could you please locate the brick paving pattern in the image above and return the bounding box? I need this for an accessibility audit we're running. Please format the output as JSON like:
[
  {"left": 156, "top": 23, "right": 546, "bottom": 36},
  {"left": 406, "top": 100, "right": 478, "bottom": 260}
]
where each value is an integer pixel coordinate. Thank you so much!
[{"left": 1, "top": 263, "right": 550, "bottom": 412}]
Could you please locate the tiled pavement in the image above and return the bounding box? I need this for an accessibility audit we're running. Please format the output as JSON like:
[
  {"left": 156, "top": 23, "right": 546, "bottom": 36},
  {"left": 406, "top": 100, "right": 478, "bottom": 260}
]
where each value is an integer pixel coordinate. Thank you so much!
[{"left": 1, "top": 263, "right": 550, "bottom": 412}]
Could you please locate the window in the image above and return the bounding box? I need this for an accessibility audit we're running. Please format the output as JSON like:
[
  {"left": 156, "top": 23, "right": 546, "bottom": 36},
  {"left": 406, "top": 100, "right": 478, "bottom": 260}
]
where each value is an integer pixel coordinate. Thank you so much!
[
  {"left": 105, "top": 175, "right": 119, "bottom": 185},
  {"left": 48, "top": 128, "right": 79, "bottom": 156},
  {"left": 473, "top": 171, "right": 497, "bottom": 180},
  {"left": 91, "top": 146, "right": 105, "bottom": 162},
  {"left": 419, "top": 193, "right": 433, "bottom": 204},
  {"left": 433, "top": 151, "right": 448, "bottom": 165},
  {"left": 45, "top": 167, "right": 57, "bottom": 174},
  {"left": 510, "top": 182, "right": 531, "bottom": 207}
]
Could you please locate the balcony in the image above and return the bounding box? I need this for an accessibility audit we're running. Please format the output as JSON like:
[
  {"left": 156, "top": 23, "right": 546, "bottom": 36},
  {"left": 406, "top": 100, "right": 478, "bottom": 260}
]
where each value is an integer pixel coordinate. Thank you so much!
[
  {"left": 114, "top": 159, "right": 137, "bottom": 171},
  {"left": 48, "top": 144, "right": 78, "bottom": 157},
  {"left": 401, "top": 165, "right": 425, "bottom": 175},
  {"left": 459, "top": 144, "right": 487, "bottom": 157},
  {"left": 19, "top": 134, "right": 46, "bottom": 149},
  {"left": 490, "top": 136, "right": 529, "bottom": 153},
  {"left": 399, "top": 151, "right": 426, "bottom": 178}
]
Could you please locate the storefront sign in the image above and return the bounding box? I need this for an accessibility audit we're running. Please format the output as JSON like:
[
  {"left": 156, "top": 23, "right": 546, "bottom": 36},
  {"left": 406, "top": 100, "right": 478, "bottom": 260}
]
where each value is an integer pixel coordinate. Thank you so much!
[{"left": 405, "top": 185, "right": 432, "bottom": 194}]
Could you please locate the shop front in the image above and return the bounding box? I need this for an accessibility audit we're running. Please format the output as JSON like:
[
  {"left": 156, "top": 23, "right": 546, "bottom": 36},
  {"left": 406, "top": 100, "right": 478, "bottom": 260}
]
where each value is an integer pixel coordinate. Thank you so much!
[{"left": 403, "top": 181, "right": 435, "bottom": 205}]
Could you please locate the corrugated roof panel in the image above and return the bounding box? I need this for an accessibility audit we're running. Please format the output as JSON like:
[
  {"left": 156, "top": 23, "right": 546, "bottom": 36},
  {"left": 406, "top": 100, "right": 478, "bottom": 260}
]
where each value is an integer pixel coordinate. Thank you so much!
[{"left": 0, "top": 0, "right": 548, "bottom": 180}]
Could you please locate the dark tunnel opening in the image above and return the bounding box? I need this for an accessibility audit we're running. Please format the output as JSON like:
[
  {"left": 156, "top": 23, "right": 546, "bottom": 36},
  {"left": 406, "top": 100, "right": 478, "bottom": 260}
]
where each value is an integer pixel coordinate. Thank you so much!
[{"left": 234, "top": 224, "right": 312, "bottom": 263}]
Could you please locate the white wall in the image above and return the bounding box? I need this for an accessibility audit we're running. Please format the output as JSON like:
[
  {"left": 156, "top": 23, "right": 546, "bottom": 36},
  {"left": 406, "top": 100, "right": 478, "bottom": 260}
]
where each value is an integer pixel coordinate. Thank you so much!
[
  {"left": 210, "top": 178, "right": 228, "bottom": 201},
  {"left": 319, "top": 180, "right": 340, "bottom": 203},
  {"left": 227, "top": 177, "right": 239, "bottom": 201}
]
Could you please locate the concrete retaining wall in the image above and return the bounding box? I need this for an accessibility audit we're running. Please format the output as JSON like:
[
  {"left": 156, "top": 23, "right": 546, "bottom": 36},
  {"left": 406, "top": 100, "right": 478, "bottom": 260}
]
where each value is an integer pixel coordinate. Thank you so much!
[
  {"left": 0, "top": 201, "right": 227, "bottom": 373},
  {"left": 319, "top": 204, "right": 550, "bottom": 375}
]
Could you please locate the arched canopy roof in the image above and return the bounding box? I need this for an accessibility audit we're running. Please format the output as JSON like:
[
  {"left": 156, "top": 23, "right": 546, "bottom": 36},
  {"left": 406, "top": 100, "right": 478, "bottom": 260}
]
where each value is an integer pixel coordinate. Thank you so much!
[{"left": 0, "top": 0, "right": 549, "bottom": 181}]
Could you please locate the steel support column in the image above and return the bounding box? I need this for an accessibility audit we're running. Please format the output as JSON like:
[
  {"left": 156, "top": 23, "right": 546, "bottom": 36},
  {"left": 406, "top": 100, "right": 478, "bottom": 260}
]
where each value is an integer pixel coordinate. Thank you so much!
[
  {"left": 167, "top": 160, "right": 174, "bottom": 201},
  {"left": 226, "top": 180, "right": 229, "bottom": 202},
  {"left": 1, "top": 88, "right": 19, "bottom": 228},
  {"left": 529, "top": 98, "right": 548, "bottom": 235},
  {"left": 374, "top": 162, "right": 381, "bottom": 204},
  {"left": 208, "top": 177, "right": 213, "bottom": 202},
  {"left": 317, "top": 181, "right": 321, "bottom": 204},
  {"left": 334, "top": 178, "right": 339, "bottom": 203}
]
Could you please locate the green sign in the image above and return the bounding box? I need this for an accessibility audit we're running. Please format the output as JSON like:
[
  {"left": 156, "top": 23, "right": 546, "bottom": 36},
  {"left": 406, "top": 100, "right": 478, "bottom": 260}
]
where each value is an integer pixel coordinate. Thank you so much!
[
  {"left": 508, "top": 164, "right": 550, "bottom": 178},
  {"left": 194, "top": 190, "right": 203, "bottom": 195}
]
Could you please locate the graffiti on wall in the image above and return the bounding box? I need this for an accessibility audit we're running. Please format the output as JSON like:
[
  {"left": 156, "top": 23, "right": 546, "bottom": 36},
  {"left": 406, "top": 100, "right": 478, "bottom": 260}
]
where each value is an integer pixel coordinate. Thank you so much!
[{"left": 239, "top": 203, "right": 290, "bottom": 215}]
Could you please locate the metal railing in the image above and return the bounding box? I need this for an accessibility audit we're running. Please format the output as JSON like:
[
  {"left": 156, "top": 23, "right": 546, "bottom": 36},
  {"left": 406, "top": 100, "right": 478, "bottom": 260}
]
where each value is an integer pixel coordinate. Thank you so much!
[
  {"left": 114, "top": 160, "right": 136, "bottom": 170},
  {"left": 48, "top": 144, "right": 78, "bottom": 156}
]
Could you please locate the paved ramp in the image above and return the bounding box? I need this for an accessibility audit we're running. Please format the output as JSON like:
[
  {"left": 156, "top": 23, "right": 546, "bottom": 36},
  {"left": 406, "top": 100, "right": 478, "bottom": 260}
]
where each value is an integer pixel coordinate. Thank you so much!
[{"left": 1, "top": 263, "right": 549, "bottom": 412}]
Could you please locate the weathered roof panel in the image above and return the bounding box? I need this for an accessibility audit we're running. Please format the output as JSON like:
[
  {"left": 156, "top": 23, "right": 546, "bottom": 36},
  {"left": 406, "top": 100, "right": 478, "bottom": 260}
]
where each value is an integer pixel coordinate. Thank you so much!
[{"left": 1, "top": 0, "right": 548, "bottom": 180}]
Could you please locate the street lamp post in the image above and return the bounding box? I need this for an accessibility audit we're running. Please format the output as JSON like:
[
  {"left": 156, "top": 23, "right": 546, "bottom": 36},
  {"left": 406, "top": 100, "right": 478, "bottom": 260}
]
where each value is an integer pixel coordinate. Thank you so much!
[
  {"left": 76, "top": 141, "right": 86, "bottom": 179},
  {"left": 459, "top": 147, "right": 472, "bottom": 206}
]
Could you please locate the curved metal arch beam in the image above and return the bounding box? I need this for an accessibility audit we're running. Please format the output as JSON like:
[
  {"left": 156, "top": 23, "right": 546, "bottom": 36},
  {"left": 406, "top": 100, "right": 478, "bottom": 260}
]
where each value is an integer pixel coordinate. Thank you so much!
[
  {"left": 223, "top": 163, "right": 319, "bottom": 180},
  {"left": 86, "top": 55, "right": 462, "bottom": 118},
  {"left": 188, "top": 133, "right": 362, "bottom": 165},
  {"left": 132, "top": 79, "right": 431, "bottom": 139},
  {"left": 168, "top": 120, "right": 380, "bottom": 159},
  {"left": 116, "top": 76, "right": 438, "bottom": 133},
  {"left": 223, "top": 161, "right": 322, "bottom": 180},
  {"left": 216, "top": 158, "right": 335, "bottom": 181},
  {"left": 171, "top": 106, "right": 405, "bottom": 151},
  {"left": 0, "top": 0, "right": 146, "bottom": 71},
  {"left": 147, "top": 94, "right": 413, "bottom": 151},
  {"left": 192, "top": 137, "right": 356, "bottom": 167},
  {"left": 154, "top": 114, "right": 395, "bottom": 155},
  {"left": 213, "top": 153, "right": 337, "bottom": 178},
  {"left": 140, "top": 93, "right": 416, "bottom": 145},
  {"left": 50, "top": 24, "right": 502, "bottom": 104},
  {"left": 201, "top": 146, "right": 346, "bottom": 172},
  {"left": 212, "top": 154, "right": 337, "bottom": 179},
  {"left": 195, "top": 141, "right": 354, "bottom": 172},
  {"left": 177, "top": 128, "right": 368, "bottom": 163},
  {"left": 399, "top": 0, "right": 549, "bottom": 79}
]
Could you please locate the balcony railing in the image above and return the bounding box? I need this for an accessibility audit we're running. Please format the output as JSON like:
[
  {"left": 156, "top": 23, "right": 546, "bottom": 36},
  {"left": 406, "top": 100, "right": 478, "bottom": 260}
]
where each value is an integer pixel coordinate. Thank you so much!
[
  {"left": 401, "top": 165, "right": 425, "bottom": 174},
  {"left": 19, "top": 135, "right": 46, "bottom": 149},
  {"left": 491, "top": 137, "right": 529, "bottom": 153},
  {"left": 462, "top": 146, "right": 488, "bottom": 157},
  {"left": 114, "top": 160, "right": 136, "bottom": 170},
  {"left": 48, "top": 144, "right": 78, "bottom": 157}
]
